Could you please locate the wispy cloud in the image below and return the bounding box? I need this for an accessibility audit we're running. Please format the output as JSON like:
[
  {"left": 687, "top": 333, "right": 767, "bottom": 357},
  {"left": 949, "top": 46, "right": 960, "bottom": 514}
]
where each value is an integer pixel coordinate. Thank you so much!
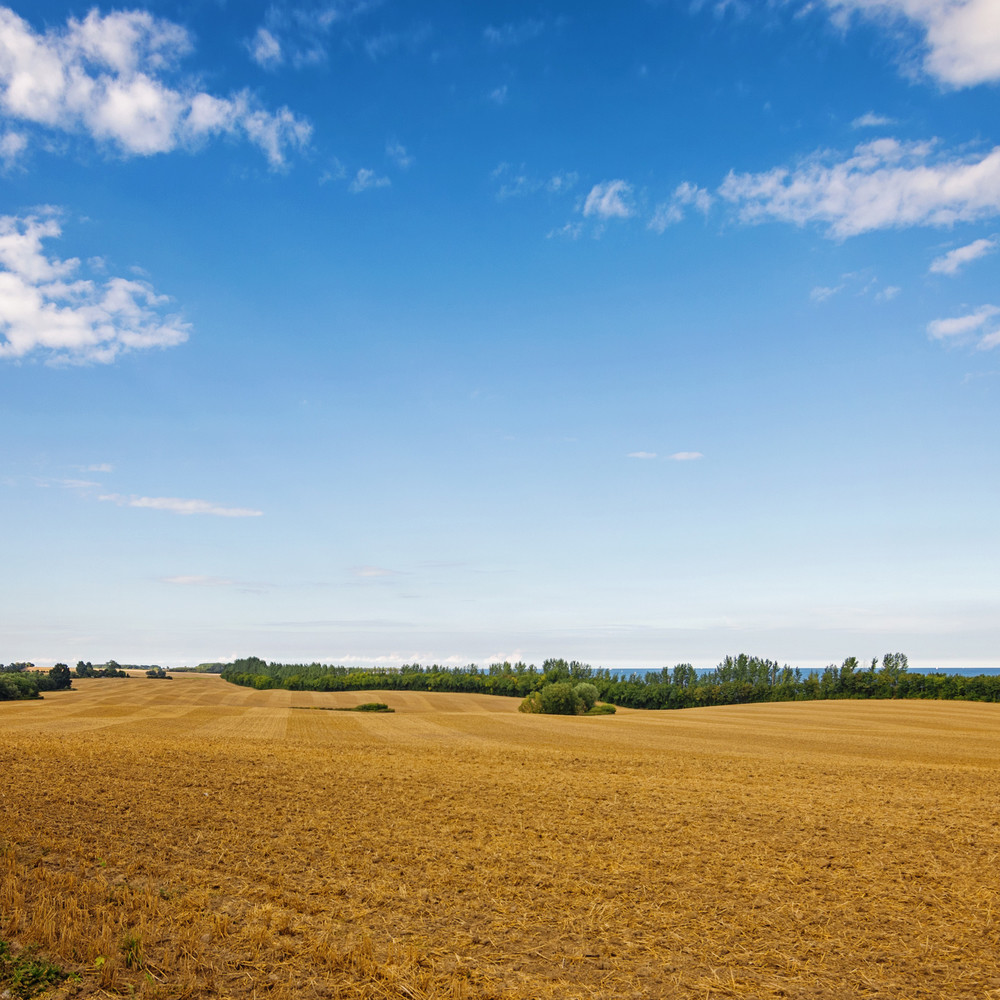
[
  {"left": 84, "top": 463, "right": 113, "bottom": 473},
  {"left": 487, "top": 85, "right": 508, "bottom": 106},
  {"left": 0, "top": 211, "right": 189, "bottom": 364},
  {"left": 351, "top": 565, "right": 399, "bottom": 578},
  {"left": 819, "top": 0, "right": 1000, "bottom": 88},
  {"left": 852, "top": 111, "right": 895, "bottom": 128},
  {"left": 649, "top": 182, "right": 712, "bottom": 232},
  {"left": 349, "top": 167, "right": 391, "bottom": 193},
  {"left": 627, "top": 451, "right": 657, "bottom": 459},
  {"left": 385, "top": 140, "right": 412, "bottom": 169},
  {"left": 929, "top": 237, "right": 998, "bottom": 275},
  {"left": 810, "top": 284, "right": 844, "bottom": 302},
  {"left": 492, "top": 162, "right": 577, "bottom": 201},
  {"left": 483, "top": 19, "right": 546, "bottom": 46},
  {"left": 99, "top": 493, "right": 264, "bottom": 517},
  {"left": 927, "top": 305, "right": 1000, "bottom": 349},
  {"left": 0, "top": 7, "right": 311, "bottom": 168},
  {"left": 720, "top": 138, "right": 1000, "bottom": 238},
  {"left": 668, "top": 451, "right": 704, "bottom": 461},
  {"left": 245, "top": 1, "right": 376, "bottom": 70},
  {"left": 248, "top": 27, "right": 283, "bottom": 68},
  {"left": 583, "top": 180, "right": 634, "bottom": 220},
  {"left": 162, "top": 575, "right": 234, "bottom": 586}
]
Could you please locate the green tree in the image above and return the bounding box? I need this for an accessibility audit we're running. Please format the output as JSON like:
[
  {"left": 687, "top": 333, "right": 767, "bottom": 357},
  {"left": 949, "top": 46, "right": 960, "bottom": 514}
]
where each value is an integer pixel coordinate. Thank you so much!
[{"left": 48, "top": 664, "right": 72, "bottom": 690}]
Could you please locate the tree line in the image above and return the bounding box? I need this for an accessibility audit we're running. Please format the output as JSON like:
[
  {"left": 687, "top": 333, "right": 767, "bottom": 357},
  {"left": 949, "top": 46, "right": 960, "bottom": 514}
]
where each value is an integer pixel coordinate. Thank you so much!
[
  {"left": 220, "top": 652, "right": 1000, "bottom": 709},
  {"left": 0, "top": 660, "right": 136, "bottom": 700}
]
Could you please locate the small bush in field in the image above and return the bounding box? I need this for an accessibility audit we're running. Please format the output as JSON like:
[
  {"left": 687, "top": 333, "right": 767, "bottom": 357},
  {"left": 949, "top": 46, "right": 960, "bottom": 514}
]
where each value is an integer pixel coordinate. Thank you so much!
[{"left": 586, "top": 703, "right": 616, "bottom": 715}]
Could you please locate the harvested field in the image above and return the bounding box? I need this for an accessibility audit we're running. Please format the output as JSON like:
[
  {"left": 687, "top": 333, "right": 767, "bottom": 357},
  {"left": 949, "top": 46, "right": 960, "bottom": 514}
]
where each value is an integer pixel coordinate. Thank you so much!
[{"left": 2, "top": 675, "right": 999, "bottom": 999}]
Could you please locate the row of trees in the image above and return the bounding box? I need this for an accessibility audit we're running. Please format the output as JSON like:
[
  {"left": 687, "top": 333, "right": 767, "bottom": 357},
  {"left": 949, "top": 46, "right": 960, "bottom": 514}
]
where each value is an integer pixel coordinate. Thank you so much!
[
  {"left": 220, "top": 652, "right": 1000, "bottom": 709},
  {"left": 0, "top": 663, "right": 73, "bottom": 701},
  {"left": 0, "top": 659, "right": 149, "bottom": 700}
]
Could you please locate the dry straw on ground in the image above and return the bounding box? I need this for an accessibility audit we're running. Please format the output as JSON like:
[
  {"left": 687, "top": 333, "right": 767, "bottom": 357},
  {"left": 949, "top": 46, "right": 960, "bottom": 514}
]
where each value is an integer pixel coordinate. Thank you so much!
[{"left": 2, "top": 674, "right": 999, "bottom": 999}]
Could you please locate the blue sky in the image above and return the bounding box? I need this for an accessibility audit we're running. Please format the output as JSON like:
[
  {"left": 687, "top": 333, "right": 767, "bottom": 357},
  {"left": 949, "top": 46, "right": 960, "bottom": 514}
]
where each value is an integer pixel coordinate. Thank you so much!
[{"left": 2, "top": 0, "right": 999, "bottom": 670}]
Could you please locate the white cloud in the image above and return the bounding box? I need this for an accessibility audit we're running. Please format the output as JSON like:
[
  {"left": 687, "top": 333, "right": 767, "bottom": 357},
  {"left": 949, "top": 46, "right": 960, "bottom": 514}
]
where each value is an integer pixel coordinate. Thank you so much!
[
  {"left": 720, "top": 138, "right": 1000, "bottom": 238},
  {"left": 249, "top": 27, "right": 283, "bottom": 68},
  {"left": 385, "top": 140, "right": 412, "bottom": 169},
  {"left": 84, "top": 463, "right": 113, "bottom": 472},
  {"left": 668, "top": 451, "right": 704, "bottom": 461},
  {"left": 0, "top": 128, "right": 26, "bottom": 165},
  {"left": 852, "top": 111, "right": 896, "bottom": 128},
  {"left": 649, "top": 181, "right": 713, "bottom": 232},
  {"left": 546, "top": 221, "right": 582, "bottom": 240},
  {"left": 929, "top": 236, "right": 998, "bottom": 274},
  {"left": 811, "top": 284, "right": 844, "bottom": 302},
  {"left": 927, "top": 304, "right": 1000, "bottom": 348},
  {"left": 583, "top": 180, "right": 634, "bottom": 220},
  {"left": 488, "top": 85, "right": 508, "bottom": 106},
  {"left": 876, "top": 284, "right": 901, "bottom": 301},
  {"left": 349, "top": 167, "right": 390, "bottom": 193},
  {"left": 628, "top": 451, "right": 657, "bottom": 459},
  {"left": 99, "top": 493, "right": 264, "bottom": 517},
  {"left": 546, "top": 172, "right": 578, "bottom": 194},
  {"left": 821, "top": 0, "right": 1000, "bottom": 88},
  {"left": 0, "top": 7, "right": 310, "bottom": 167},
  {"left": 0, "top": 211, "right": 189, "bottom": 364}
]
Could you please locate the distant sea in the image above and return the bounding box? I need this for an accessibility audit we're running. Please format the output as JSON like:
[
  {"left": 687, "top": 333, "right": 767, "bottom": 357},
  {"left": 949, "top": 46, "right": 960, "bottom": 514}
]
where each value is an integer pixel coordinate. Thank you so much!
[{"left": 609, "top": 667, "right": 1000, "bottom": 679}]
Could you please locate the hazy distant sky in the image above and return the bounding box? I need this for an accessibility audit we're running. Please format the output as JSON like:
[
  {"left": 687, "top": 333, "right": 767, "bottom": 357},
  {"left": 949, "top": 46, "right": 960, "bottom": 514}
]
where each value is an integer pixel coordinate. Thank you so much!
[{"left": 2, "top": 0, "right": 999, "bottom": 670}]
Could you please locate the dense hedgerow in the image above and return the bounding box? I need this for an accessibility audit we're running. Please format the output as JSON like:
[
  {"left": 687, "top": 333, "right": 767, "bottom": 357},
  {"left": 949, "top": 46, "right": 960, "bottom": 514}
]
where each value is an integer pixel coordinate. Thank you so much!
[{"left": 220, "top": 652, "right": 1000, "bottom": 711}]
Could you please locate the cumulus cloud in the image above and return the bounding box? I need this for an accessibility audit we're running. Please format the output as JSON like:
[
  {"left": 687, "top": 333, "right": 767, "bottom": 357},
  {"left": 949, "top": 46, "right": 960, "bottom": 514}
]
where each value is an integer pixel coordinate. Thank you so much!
[
  {"left": 99, "top": 493, "right": 263, "bottom": 516},
  {"left": 668, "top": 451, "right": 704, "bottom": 461},
  {"left": 349, "top": 167, "right": 390, "bottom": 193},
  {"left": 0, "top": 211, "right": 189, "bottom": 364},
  {"left": 720, "top": 138, "right": 1000, "bottom": 238},
  {"left": 649, "top": 181, "right": 713, "bottom": 232},
  {"left": 0, "top": 7, "right": 310, "bottom": 167},
  {"left": 820, "top": 0, "right": 1000, "bottom": 88},
  {"left": 929, "top": 236, "right": 998, "bottom": 274},
  {"left": 583, "top": 180, "right": 634, "bottom": 220}
]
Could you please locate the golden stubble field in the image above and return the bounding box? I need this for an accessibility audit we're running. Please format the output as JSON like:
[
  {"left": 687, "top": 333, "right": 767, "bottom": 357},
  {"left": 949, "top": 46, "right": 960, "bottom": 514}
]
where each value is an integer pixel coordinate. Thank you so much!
[{"left": 2, "top": 675, "right": 999, "bottom": 1000}]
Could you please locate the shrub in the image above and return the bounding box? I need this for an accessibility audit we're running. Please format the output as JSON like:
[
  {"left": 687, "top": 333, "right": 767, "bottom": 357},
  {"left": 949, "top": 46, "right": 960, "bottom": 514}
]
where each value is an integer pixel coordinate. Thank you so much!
[
  {"left": 518, "top": 692, "right": 542, "bottom": 714},
  {"left": 537, "top": 682, "right": 583, "bottom": 715},
  {"left": 586, "top": 703, "right": 616, "bottom": 715},
  {"left": 573, "top": 682, "right": 598, "bottom": 711}
]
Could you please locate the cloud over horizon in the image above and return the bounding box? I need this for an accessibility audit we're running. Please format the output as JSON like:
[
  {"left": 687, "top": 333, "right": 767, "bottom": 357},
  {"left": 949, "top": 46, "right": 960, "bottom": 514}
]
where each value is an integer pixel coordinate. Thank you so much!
[{"left": 99, "top": 493, "right": 264, "bottom": 516}]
